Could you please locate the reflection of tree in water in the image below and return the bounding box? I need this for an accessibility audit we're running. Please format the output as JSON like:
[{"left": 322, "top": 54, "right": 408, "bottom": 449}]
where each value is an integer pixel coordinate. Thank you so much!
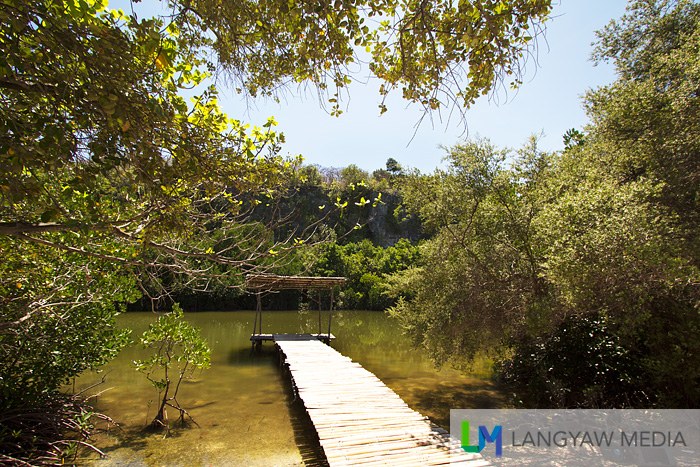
[
  {"left": 408, "top": 380, "right": 509, "bottom": 430},
  {"left": 228, "top": 344, "right": 278, "bottom": 366}
]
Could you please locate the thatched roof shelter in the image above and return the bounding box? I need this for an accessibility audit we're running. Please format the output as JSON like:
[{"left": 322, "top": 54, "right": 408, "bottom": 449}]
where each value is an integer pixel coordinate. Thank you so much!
[
  {"left": 246, "top": 274, "right": 347, "bottom": 345},
  {"left": 245, "top": 274, "right": 347, "bottom": 290}
]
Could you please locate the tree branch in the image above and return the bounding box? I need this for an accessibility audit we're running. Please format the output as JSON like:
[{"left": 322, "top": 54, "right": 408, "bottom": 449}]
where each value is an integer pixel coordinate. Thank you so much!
[
  {"left": 13, "top": 232, "right": 143, "bottom": 266},
  {"left": 0, "top": 77, "right": 58, "bottom": 95}
]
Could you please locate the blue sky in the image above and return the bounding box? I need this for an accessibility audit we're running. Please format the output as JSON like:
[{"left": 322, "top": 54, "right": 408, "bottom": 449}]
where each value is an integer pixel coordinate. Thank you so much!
[
  {"left": 114, "top": 0, "right": 630, "bottom": 174},
  {"left": 225, "top": 1, "right": 630, "bottom": 174}
]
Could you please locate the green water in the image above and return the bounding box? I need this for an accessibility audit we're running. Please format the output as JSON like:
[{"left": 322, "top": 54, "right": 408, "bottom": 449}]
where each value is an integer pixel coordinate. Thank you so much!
[{"left": 75, "top": 310, "right": 508, "bottom": 466}]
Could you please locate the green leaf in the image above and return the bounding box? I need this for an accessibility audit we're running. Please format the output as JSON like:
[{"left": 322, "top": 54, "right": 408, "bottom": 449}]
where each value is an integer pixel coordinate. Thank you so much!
[{"left": 40, "top": 209, "right": 57, "bottom": 223}]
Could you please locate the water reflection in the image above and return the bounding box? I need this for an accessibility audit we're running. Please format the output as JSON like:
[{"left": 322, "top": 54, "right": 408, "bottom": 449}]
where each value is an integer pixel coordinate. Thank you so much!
[{"left": 75, "top": 310, "right": 507, "bottom": 466}]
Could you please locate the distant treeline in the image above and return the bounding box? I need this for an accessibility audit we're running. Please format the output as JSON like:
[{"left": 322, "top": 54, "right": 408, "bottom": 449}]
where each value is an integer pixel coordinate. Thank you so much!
[{"left": 129, "top": 159, "right": 424, "bottom": 312}]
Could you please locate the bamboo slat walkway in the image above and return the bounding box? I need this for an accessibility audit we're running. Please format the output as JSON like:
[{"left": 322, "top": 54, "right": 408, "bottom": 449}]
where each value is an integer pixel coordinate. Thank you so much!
[{"left": 275, "top": 338, "right": 490, "bottom": 467}]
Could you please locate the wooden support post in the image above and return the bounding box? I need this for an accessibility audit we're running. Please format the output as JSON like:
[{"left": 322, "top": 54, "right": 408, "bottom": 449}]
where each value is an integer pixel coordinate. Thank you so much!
[
  {"left": 318, "top": 290, "right": 322, "bottom": 335},
  {"left": 252, "top": 297, "right": 258, "bottom": 336},
  {"left": 252, "top": 292, "right": 262, "bottom": 348},
  {"left": 327, "top": 287, "right": 334, "bottom": 343},
  {"left": 257, "top": 293, "right": 262, "bottom": 335}
]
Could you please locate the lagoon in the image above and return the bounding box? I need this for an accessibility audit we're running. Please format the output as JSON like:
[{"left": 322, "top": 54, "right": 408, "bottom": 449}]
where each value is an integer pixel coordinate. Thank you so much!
[{"left": 76, "top": 310, "right": 508, "bottom": 466}]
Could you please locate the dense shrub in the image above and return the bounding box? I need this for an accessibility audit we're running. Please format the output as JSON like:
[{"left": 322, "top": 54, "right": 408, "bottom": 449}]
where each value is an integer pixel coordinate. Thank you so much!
[{"left": 498, "top": 314, "right": 651, "bottom": 408}]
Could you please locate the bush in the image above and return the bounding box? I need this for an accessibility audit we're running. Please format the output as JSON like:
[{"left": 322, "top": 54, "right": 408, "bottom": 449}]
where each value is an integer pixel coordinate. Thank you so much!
[
  {"left": 497, "top": 314, "right": 652, "bottom": 408},
  {"left": 133, "top": 304, "right": 211, "bottom": 431}
]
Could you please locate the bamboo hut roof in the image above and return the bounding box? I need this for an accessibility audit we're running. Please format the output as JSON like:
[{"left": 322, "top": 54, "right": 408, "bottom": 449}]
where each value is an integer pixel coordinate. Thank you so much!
[{"left": 245, "top": 274, "right": 347, "bottom": 290}]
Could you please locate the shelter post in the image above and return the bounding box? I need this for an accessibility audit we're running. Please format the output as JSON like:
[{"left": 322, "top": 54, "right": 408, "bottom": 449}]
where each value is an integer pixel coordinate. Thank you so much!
[{"left": 327, "top": 287, "right": 334, "bottom": 340}]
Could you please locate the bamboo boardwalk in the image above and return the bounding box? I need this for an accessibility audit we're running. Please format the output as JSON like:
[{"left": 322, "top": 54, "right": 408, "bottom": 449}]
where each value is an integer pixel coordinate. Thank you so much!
[{"left": 275, "top": 338, "right": 490, "bottom": 467}]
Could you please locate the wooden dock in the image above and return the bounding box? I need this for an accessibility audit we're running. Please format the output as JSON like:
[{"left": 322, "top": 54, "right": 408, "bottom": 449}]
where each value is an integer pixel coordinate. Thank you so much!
[{"left": 275, "top": 338, "right": 490, "bottom": 467}]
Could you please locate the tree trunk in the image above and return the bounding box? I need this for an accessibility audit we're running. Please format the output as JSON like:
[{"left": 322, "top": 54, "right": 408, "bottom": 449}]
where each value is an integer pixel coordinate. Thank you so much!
[{"left": 150, "top": 379, "right": 170, "bottom": 429}]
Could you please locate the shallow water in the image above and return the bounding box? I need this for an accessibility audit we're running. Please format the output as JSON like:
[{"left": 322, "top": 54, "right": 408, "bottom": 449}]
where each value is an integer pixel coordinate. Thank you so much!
[{"left": 75, "top": 310, "right": 508, "bottom": 466}]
